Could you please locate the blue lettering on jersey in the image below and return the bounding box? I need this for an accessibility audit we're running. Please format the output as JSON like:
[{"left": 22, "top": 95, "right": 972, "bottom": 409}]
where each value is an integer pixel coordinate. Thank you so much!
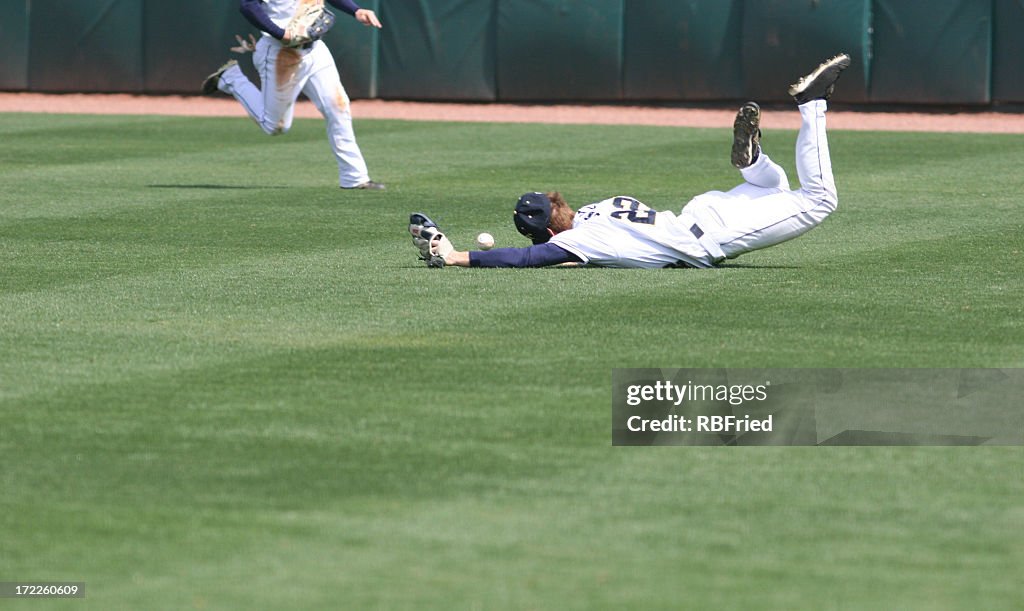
[{"left": 610, "top": 196, "right": 657, "bottom": 225}]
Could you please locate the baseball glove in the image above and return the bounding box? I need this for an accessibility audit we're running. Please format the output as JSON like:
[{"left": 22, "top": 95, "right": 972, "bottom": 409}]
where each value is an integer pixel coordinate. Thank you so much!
[
  {"left": 285, "top": 5, "right": 336, "bottom": 47},
  {"left": 409, "top": 213, "right": 454, "bottom": 268}
]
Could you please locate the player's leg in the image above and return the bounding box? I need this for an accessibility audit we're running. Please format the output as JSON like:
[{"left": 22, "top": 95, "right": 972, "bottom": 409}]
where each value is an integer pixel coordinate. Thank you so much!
[
  {"left": 684, "top": 54, "right": 849, "bottom": 258},
  {"left": 783, "top": 53, "right": 852, "bottom": 212},
  {"left": 727, "top": 153, "right": 791, "bottom": 197},
  {"left": 217, "top": 37, "right": 301, "bottom": 136},
  {"left": 215, "top": 63, "right": 268, "bottom": 128},
  {"left": 301, "top": 43, "right": 374, "bottom": 189},
  {"left": 726, "top": 102, "right": 790, "bottom": 198}
]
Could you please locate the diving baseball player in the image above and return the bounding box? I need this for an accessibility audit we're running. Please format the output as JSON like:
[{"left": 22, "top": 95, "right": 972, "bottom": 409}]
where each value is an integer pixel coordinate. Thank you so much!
[
  {"left": 201, "top": 0, "right": 385, "bottom": 190},
  {"left": 410, "top": 54, "right": 851, "bottom": 268}
]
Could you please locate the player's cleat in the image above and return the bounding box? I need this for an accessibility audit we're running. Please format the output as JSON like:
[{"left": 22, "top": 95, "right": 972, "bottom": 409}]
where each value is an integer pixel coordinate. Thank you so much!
[
  {"left": 731, "top": 102, "right": 761, "bottom": 169},
  {"left": 201, "top": 59, "right": 237, "bottom": 95},
  {"left": 788, "top": 53, "right": 851, "bottom": 105},
  {"left": 343, "top": 180, "right": 387, "bottom": 190}
]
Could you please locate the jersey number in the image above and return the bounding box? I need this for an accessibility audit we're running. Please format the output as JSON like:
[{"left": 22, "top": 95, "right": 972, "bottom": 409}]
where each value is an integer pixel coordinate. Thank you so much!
[{"left": 610, "top": 197, "right": 656, "bottom": 225}]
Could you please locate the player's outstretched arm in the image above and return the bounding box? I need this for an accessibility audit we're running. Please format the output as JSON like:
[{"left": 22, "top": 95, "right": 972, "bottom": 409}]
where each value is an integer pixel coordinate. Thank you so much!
[
  {"left": 326, "top": 0, "right": 382, "bottom": 28},
  {"left": 410, "top": 213, "right": 578, "bottom": 268},
  {"left": 462, "top": 244, "right": 581, "bottom": 268},
  {"left": 424, "top": 241, "right": 579, "bottom": 269}
]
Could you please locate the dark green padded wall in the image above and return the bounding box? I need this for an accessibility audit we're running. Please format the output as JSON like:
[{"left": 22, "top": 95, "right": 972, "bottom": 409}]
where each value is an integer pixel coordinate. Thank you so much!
[
  {"left": 144, "top": 1, "right": 256, "bottom": 94},
  {"left": 0, "top": 1, "right": 29, "bottom": 90},
  {"left": 741, "top": 0, "right": 871, "bottom": 103},
  {"left": 497, "top": 0, "right": 624, "bottom": 101},
  {"left": 624, "top": 0, "right": 744, "bottom": 101},
  {"left": 143, "top": 1, "right": 376, "bottom": 97},
  {"left": 378, "top": 0, "right": 495, "bottom": 100},
  {"left": 2, "top": 0, "right": 1020, "bottom": 105},
  {"left": 29, "top": 0, "right": 144, "bottom": 92},
  {"left": 993, "top": 0, "right": 1024, "bottom": 102},
  {"left": 870, "top": 0, "right": 992, "bottom": 104}
]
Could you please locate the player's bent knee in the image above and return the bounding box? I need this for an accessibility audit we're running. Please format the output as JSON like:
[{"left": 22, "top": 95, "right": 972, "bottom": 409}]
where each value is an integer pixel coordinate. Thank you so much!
[
  {"left": 258, "top": 119, "right": 291, "bottom": 136},
  {"left": 800, "top": 188, "right": 838, "bottom": 214},
  {"left": 819, "top": 194, "right": 839, "bottom": 214}
]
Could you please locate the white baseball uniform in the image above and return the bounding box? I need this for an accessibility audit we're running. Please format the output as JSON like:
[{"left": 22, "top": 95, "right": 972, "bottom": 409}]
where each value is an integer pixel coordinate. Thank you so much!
[
  {"left": 551, "top": 99, "right": 837, "bottom": 267},
  {"left": 551, "top": 197, "right": 714, "bottom": 268},
  {"left": 216, "top": 0, "right": 372, "bottom": 188}
]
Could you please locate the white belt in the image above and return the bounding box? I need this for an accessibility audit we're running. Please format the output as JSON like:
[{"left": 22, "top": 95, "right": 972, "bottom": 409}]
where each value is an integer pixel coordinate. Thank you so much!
[{"left": 689, "top": 222, "right": 726, "bottom": 263}]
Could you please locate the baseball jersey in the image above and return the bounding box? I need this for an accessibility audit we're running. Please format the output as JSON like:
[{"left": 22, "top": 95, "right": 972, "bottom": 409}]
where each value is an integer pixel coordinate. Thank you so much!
[
  {"left": 549, "top": 196, "right": 714, "bottom": 268},
  {"left": 240, "top": 0, "right": 360, "bottom": 39}
]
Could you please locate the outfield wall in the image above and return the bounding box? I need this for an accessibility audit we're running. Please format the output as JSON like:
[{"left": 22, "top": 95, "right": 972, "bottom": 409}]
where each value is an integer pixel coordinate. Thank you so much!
[{"left": 0, "top": 0, "right": 1020, "bottom": 105}]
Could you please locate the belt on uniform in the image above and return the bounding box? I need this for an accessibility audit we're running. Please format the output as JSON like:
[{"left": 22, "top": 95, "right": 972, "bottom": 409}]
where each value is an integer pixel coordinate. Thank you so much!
[{"left": 690, "top": 223, "right": 726, "bottom": 262}]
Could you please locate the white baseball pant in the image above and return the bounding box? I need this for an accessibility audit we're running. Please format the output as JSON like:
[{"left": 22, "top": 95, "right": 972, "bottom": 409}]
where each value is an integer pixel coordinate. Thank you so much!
[
  {"left": 216, "top": 35, "right": 371, "bottom": 188},
  {"left": 682, "top": 99, "right": 838, "bottom": 259}
]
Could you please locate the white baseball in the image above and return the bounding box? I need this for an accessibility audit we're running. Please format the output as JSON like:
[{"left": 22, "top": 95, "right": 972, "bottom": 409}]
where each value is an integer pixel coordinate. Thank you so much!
[{"left": 475, "top": 232, "right": 495, "bottom": 250}]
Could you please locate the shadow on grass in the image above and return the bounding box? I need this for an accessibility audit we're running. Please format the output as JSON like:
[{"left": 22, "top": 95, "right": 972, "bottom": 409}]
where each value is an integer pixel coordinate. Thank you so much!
[
  {"left": 148, "top": 184, "right": 289, "bottom": 190},
  {"left": 716, "top": 263, "right": 801, "bottom": 269},
  {"left": 397, "top": 262, "right": 801, "bottom": 270}
]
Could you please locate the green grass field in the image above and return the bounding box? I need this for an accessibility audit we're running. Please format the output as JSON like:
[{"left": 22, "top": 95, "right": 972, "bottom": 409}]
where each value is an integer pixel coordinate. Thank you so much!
[{"left": 1, "top": 112, "right": 1021, "bottom": 609}]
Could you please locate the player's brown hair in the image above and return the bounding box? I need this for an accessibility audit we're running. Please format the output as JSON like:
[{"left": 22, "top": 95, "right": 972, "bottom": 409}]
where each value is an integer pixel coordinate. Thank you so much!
[{"left": 547, "top": 191, "right": 575, "bottom": 235}]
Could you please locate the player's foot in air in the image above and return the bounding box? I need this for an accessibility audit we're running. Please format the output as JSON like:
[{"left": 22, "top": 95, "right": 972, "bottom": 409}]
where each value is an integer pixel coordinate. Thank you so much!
[
  {"left": 201, "top": 59, "right": 237, "bottom": 95},
  {"left": 731, "top": 101, "right": 761, "bottom": 169},
  {"left": 788, "top": 53, "right": 851, "bottom": 104}
]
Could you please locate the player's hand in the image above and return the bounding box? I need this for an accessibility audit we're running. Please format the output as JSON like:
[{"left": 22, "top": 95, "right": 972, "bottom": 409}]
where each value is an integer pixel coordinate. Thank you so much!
[
  {"left": 355, "top": 9, "right": 382, "bottom": 28},
  {"left": 230, "top": 34, "right": 257, "bottom": 54},
  {"left": 409, "top": 221, "right": 453, "bottom": 267},
  {"left": 415, "top": 230, "right": 454, "bottom": 267},
  {"left": 431, "top": 233, "right": 455, "bottom": 265}
]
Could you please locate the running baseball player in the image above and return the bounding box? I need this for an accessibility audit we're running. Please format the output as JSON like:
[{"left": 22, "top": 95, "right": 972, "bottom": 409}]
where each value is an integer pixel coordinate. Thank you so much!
[
  {"left": 410, "top": 54, "right": 851, "bottom": 268},
  {"left": 202, "top": 0, "right": 385, "bottom": 190}
]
